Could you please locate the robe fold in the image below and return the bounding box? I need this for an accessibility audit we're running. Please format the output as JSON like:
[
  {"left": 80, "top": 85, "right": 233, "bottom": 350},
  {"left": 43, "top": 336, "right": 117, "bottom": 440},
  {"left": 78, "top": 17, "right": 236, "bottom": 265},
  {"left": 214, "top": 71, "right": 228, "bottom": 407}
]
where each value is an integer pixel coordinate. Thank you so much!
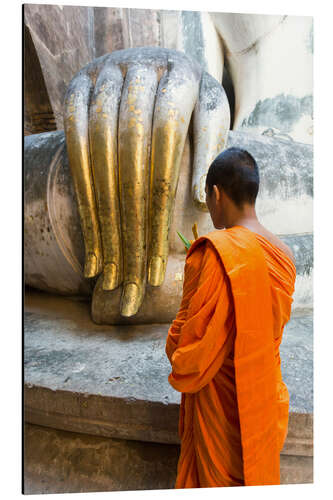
[{"left": 165, "top": 225, "right": 296, "bottom": 488}]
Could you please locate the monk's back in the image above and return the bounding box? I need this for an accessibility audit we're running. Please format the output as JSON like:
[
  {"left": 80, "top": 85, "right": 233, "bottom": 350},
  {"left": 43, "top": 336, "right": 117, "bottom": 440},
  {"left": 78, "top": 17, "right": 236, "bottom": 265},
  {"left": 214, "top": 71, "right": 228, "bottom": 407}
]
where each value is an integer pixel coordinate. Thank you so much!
[
  {"left": 166, "top": 226, "right": 297, "bottom": 488},
  {"left": 218, "top": 225, "right": 296, "bottom": 342},
  {"left": 211, "top": 226, "right": 296, "bottom": 483},
  {"left": 236, "top": 222, "right": 296, "bottom": 265},
  {"left": 253, "top": 229, "right": 296, "bottom": 336}
]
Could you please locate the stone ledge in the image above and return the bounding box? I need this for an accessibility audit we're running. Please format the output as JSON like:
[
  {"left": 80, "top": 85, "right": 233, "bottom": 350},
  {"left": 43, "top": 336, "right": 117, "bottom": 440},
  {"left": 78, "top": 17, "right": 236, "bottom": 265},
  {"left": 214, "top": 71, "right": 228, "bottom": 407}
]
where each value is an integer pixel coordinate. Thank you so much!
[
  {"left": 25, "top": 386, "right": 179, "bottom": 445},
  {"left": 25, "top": 384, "right": 313, "bottom": 457},
  {"left": 24, "top": 423, "right": 312, "bottom": 495},
  {"left": 24, "top": 290, "right": 313, "bottom": 456}
]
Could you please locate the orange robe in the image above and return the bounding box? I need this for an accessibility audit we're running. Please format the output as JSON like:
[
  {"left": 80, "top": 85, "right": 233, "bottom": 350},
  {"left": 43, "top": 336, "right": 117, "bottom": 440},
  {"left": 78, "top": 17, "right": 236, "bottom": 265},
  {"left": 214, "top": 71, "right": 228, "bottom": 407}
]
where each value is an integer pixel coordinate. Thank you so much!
[{"left": 165, "top": 226, "right": 296, "bottom": 488}]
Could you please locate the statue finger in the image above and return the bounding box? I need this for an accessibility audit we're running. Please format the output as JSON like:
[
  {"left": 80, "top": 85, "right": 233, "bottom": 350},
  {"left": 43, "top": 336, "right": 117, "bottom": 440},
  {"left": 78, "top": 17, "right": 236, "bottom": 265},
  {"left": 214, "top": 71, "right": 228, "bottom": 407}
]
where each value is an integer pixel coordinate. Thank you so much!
[
  {"left": 148, "top": 61, "right": 199, "bottom": 286},
  {"left": 118, "top": 64, "right": 159, "bottom": 316},
  {"left": 89, "top": 63, "right": 124, "bottom": 291},
  {"left": 192, "top": 71, "right": 231, "bottom": 211},
  {"left": 64, "top": 71, "right": 103, "bottom": 278}
]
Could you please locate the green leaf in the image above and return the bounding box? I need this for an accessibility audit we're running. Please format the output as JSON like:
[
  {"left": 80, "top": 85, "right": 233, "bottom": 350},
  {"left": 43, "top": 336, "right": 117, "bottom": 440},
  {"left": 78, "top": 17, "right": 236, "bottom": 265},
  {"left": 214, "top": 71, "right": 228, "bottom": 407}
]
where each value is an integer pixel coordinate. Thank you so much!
[{"left": 177, "top": 230, "right": 191, "bottom": 250}]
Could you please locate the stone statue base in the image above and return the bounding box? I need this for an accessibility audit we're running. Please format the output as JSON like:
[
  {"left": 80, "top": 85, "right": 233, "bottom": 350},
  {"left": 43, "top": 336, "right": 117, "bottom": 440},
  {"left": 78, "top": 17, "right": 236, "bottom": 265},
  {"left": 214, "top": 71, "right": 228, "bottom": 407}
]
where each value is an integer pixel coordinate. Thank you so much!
[{"left": 24, "top": 288, "right": 313, "bottom": 492}]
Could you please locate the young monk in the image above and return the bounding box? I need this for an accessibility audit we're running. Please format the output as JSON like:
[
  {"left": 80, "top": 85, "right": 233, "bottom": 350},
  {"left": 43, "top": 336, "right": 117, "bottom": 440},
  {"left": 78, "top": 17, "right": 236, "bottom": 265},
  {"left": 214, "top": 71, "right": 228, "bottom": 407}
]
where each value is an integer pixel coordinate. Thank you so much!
[{"left": 165, "top": 147, "right": 296, "bottom": 487}]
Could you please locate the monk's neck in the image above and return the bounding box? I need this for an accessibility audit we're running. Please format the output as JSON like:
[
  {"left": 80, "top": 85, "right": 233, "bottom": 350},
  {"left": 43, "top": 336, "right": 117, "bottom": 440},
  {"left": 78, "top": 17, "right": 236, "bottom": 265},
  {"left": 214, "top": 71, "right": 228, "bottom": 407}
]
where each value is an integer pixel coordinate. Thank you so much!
[{"left": 223, "top": 204, "right": 259, "bottom": 230}]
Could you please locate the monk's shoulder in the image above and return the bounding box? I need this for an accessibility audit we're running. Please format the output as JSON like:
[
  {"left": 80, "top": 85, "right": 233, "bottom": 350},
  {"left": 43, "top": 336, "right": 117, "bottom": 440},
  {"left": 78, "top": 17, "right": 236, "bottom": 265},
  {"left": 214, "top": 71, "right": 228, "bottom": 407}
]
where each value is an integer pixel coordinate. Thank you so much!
[
  {"left": 193, "top": 237, "right": 220, "bottom": 260},
  {"left": 257, "top": 228, "right": 296, "bottom": 264},
  {"left": 187, "top": 237, "right": 222, "bottom": 272},
  {"left": 186, "top": 237, "right": 209, "bottom": 267},
  {"left": 276, "top": 238, "right": 295, "bottom": 264}
]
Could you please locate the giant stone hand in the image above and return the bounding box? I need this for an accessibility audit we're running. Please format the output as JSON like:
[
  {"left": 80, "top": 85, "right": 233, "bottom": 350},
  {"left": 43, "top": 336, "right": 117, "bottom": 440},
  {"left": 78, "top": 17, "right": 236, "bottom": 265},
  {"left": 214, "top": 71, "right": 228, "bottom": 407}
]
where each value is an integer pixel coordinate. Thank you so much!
[{"left": 64, "top": 47, "right": 230, "bottom": 317}]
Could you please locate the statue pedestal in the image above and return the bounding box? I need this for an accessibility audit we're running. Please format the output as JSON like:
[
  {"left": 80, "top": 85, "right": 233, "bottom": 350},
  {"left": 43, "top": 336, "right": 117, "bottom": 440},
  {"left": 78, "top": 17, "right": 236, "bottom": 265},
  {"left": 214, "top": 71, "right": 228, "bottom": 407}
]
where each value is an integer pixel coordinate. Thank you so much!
[{"left": 24, "top": 288, "right": 313, "bottom": 492}]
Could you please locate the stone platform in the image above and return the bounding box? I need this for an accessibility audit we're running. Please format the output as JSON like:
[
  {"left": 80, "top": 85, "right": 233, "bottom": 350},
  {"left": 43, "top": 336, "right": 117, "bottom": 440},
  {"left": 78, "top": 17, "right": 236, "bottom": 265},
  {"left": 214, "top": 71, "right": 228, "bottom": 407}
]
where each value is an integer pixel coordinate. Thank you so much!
[{"left": 24, "top": 289, "right": 313, "bottom": 493}]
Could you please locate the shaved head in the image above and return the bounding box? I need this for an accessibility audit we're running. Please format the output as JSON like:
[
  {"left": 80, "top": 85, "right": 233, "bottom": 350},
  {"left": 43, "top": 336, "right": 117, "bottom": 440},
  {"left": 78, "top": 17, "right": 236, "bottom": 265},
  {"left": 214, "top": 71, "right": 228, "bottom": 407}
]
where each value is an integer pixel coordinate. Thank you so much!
[{"left": 206, "top": 147, "right": 259, "bottom": 207}]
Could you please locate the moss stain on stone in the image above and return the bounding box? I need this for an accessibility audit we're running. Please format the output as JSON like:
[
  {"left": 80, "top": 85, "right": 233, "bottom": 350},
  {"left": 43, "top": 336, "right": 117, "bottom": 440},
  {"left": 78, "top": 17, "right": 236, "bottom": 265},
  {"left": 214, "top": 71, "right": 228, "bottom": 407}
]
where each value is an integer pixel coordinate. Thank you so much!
[{"left": 242, "top": 94, "right": 313, "bottom": 134}]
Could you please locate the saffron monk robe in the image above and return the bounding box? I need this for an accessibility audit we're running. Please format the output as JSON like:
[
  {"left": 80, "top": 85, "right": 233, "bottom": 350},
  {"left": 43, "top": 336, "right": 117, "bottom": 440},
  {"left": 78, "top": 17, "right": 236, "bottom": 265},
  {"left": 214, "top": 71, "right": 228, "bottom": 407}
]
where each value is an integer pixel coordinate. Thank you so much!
[{"left": 165, "top": 147, "right": 296, "bottom": 488}]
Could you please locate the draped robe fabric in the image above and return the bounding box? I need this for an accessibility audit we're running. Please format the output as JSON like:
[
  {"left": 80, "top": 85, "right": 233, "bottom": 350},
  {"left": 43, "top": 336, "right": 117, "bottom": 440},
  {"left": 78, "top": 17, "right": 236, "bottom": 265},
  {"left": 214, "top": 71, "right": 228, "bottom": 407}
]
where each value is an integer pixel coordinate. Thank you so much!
[{"left": 165, "top": 226, "right": 296, "bottom": 488}]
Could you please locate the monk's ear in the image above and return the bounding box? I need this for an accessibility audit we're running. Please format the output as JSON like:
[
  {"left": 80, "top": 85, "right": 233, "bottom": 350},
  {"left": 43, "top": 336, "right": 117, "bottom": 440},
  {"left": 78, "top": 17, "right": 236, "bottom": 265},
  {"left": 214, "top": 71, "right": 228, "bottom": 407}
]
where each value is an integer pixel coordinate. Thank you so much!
[{"left": 213, "top": 184, "right": 221, "bottom": 202}]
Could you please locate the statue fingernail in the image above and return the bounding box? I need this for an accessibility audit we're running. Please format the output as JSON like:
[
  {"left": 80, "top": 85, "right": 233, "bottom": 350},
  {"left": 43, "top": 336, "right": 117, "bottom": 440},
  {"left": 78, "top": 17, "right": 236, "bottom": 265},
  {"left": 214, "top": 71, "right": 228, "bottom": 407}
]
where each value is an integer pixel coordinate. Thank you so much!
[
  {"left": 121, "top": 283, "right": 142, "bottom": 317},
  {"left": 102, "top": 263, "right": 118, "bottom": 290},
  {"left": 148, "top": 256, "right": 165, "bottom": 286},
  {"left": 84, "top": 253, "right": 98, "bottom": 278}
]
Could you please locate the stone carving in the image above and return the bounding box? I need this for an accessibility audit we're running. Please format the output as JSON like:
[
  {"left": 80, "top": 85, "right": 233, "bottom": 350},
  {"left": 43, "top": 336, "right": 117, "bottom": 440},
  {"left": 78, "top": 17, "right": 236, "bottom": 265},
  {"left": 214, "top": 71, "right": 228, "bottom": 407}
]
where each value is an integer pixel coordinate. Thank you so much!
[{"left": 63, "top": 47, "right": 230, "bottom": 317}]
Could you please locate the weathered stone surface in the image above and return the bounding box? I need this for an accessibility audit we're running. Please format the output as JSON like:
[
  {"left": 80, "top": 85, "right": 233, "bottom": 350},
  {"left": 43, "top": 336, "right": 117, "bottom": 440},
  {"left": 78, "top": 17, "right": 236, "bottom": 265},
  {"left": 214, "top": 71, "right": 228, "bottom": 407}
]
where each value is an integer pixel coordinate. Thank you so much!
[
  {"left": 211, "top": 14, "right": 313, "bottom": 144},
  {"left": 24, "top": 131, "right": 92, "bottom": 296},
  {"left": 24, "top": 4, "right": 95, "bottom": 130},
  {"left": 280, "top": 455, "right": 313, "bottom": 485},
  {"left": 24, "top": 423, "right": 179, "bottom": 494},
  {"left": 94, "top": 7, "right": 161, "bottom": 58},
  {"left": 24, "top": 291, "right": 312, "bottom": 442},
  {"left": 280, "top": 313, "right": 313, "bottom": 413},
  {"left": 24, "top": 24, "right": 56, "bottom": 135},
  {"left": 24, "top": 422, "right": 312, "bottom": 494},
  {"left": 281, "top": 412, "right": 313, "bottom": 457},
  {"left": 281, "top": 234, "right": 313, "bottom": 277},
  {"left": 281, "top": 234, "right": 313, "bottom": 312}
]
